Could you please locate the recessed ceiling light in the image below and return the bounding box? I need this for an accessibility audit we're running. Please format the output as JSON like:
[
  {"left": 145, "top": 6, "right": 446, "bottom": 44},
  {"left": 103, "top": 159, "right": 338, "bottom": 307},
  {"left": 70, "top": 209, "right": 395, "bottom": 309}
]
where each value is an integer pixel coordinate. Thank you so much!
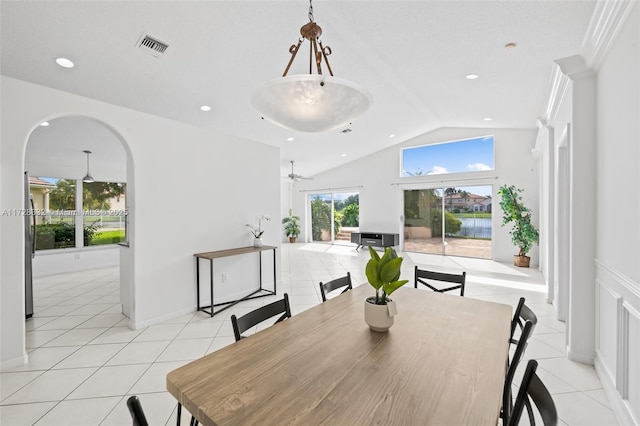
[
  {"left": 287, "top": 137, "right": 295, "bottom": 141},
  {"left": 483, "top": 117, "right": 493, "bottom": 121},
  {"left": 504, "top": 42, "right": 517, "bottom": 50},
  {"left": 39, "top": 121, "right": 50, "bottom": 127},
  {"left": 341, "top": 153, "right": 347, "bottom": 157},
  {"left": 55, "top": 57, "right": 74, "bottom": 68},
  {"left": 389, "top": 134, "right": 396, "bottom": 139},
  {"left": 465, "top": 74, "right": 479, "bottom": 80},
  {"left": 200, "top": 105, "right": 211, "bottom": 112}
]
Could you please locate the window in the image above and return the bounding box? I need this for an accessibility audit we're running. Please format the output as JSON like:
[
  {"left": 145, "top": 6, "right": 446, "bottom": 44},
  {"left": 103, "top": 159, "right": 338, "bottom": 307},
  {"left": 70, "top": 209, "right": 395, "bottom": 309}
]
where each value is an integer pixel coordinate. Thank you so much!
[
  {"left": 401, "top": 136, "right": 494, "bottom": 177},
  {"left": 30, "top": 177, "right": 126, "bottom": 250}
]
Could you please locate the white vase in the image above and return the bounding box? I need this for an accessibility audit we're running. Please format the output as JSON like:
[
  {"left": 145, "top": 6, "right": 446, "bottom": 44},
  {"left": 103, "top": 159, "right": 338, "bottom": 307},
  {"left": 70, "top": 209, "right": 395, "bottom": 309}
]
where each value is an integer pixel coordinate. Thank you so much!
[
  {"left": 364, "top": 298, "right": 394, "bottom": 332},
  {"left": 253, "top": 237, "right": 263, "bottom": 248}
]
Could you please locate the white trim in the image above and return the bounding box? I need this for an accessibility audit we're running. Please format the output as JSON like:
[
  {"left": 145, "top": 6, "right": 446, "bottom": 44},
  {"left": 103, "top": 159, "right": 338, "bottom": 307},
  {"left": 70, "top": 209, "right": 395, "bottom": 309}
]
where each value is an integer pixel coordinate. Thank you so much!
[
  {"left": 567, "top": 347, "right": 595, "bottom": 364},
  {"left": 542, "top": 64, "right": 570, "bottom": 126},
  {"left": 0, "top": 352, "right": 28, "bottom": 372},
  {"left": 595, "top": 259, "right": 640, "bottom": 298},
  {"left": 580, "top": 0, "right": 637, "bottom": 71},
  {"left": 595, "top": 357, "right": 638, "bottom": 426}
]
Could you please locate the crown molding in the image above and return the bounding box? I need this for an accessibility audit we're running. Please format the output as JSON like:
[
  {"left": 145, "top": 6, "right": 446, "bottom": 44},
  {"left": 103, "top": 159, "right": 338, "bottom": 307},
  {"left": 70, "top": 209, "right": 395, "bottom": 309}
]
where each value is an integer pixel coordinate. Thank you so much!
[
  {"left": 580, "top": 0, "right": 637, "bottom": 71},
  {"left": 541, "top": 62, "right": 570, "bottom": 126},
  {"left": 540, "top": 0, "right": 636, "bottom": 126}
]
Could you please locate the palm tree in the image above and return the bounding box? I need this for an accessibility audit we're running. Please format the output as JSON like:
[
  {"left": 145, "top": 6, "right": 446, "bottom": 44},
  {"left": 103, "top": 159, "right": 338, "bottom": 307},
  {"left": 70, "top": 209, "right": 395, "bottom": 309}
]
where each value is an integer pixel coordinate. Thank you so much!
[
  {"left": 444, "top": 187, "right": 458, "bottom": 211},
  {"left": 459, "top": 190, "right": 469, "bottom": 211}
]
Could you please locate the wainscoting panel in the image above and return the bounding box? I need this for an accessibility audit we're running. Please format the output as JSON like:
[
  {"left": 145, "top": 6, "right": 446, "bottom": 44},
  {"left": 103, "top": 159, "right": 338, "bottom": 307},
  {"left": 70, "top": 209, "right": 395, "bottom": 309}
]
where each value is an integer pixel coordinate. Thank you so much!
[
  {"left": 623, "top": 302, "right": 640, "bottom": 424},
  {"left": 595, "top": 279, "right": 620, "bottom": 385},
  {"left": 594, "top": 260, "right": 640, "bottom": 425}
]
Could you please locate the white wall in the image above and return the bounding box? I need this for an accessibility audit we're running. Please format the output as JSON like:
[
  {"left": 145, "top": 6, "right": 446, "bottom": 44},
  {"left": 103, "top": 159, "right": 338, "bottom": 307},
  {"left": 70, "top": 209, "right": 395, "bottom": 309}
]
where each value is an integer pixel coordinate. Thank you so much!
[
  {"left": 593, "top": 4, "right": 640, "bottom": 424},
  {"left": 0, "top": 76, "right": 280, "bottom": 369},
  {"left": 293, "top": 127, "right": 539, "bottom": 264}
]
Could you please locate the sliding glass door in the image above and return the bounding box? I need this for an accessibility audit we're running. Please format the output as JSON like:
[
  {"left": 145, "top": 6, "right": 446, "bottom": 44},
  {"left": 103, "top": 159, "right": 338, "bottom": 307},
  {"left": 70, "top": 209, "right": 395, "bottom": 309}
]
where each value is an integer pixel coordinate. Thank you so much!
[
  {"left": 404, "top": 185, "right": 492, "bottom": 259},
  {"left": 309, "top": 191, "right": 359, "bottom": 244}
]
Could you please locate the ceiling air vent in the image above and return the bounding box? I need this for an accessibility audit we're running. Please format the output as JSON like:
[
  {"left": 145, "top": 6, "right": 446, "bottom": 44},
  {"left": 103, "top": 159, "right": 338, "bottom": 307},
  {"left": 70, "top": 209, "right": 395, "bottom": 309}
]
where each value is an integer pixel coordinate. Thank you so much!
[{"left": 137, "top": 34, "right": 169, "bottom": 57}]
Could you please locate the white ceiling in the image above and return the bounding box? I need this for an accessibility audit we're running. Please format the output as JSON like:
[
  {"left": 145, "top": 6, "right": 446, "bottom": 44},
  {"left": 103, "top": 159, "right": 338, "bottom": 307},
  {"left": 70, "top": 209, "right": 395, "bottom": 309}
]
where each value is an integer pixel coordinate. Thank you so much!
[{"left": 1, "top": 1, "right": 596, "bottom": 179}]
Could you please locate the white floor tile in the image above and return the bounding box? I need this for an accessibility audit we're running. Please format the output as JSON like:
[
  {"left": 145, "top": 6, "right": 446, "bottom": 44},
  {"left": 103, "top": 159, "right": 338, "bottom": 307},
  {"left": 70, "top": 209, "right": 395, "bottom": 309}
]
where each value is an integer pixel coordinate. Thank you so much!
[
  {"left": 76, "top": 314, "right": 126, "bottom": 329},
  {"left": 66, "top": 364, "right": 149, "bottom": 399},
  {"left": 538, "top": 358, "right": 604, "bottom": 391},
  {"left": 129, "top": 361, "right": 185, "bottom": 394},
  {"left": 176, "top": 321, "right": 223, "bottom": 340},
  {"left": 34, "top": 396, "right": 121, "bottom": 426},
  {"left": 2, "top": 368, "right": 97, "bottom": 404},
  {"left": 25, "top": 329, "right": 67, "bottom": 349},
  {"left": 87, "top": 326, "right": 142, "bottom": 345},
  {"left": 8, "top": 346, "right": 81, "bottom": 372},
  {"left": 132, "top": 325, "right": 184, "bottom": 343},
  {"left": 52, "top": 343, "right": 126, "bottom": 369},
  {"left": 105, "top": 341, "right": 169, "bottom": 366},
  {"left": 156, "top": 339, "right": 211, "bottom": 363},
  {"left": 553, "top": 391, "right": 619, "bottom": 425},
  {"left": 43, "top": 328, "right": 108, "bottom": 347},
  {"left": 0, "top": 401, "right": 57, "bottom": 426},
  {"left": 1, "top": 371, "right": 44, "bottom": 401}
]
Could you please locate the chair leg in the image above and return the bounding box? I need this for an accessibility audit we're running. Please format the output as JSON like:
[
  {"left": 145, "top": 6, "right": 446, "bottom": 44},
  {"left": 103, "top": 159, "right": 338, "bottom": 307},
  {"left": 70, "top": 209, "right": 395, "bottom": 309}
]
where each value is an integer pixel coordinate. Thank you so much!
[{"left": 177, "top": 403, "right": 182, "bottom": 426}]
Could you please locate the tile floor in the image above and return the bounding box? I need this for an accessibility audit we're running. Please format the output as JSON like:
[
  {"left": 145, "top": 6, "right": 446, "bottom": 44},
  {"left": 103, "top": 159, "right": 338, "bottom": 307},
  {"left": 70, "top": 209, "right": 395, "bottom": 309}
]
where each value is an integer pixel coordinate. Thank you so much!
[{"left": 1, "top": 243, "right": 620, "bottom": 426}]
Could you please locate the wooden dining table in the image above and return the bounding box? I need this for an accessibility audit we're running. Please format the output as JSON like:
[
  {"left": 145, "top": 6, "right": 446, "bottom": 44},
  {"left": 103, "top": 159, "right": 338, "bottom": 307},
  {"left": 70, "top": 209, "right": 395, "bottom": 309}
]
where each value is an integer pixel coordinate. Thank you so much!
[{"left": 167, "top": 284, "right": 512, "bottom": 425}]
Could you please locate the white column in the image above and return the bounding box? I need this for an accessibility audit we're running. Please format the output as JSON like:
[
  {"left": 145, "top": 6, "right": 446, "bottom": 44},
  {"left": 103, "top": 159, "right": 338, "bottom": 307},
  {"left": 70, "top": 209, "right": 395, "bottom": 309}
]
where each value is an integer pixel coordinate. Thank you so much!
[
  {"left": 75, "top": 179, "right": 84, "bottom": 248},
  {"left": 556, "top": 55, "right": 597, "bottom": 363}
]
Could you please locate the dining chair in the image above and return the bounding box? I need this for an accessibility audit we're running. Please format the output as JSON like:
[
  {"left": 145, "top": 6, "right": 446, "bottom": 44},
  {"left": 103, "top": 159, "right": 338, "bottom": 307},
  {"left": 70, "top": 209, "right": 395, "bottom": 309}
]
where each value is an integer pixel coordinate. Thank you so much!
[
  {"left": 319, "top": 272, "right": 352, "bottom": 302},
  {"left": 507, "top": 359, "right": 558, "bottom": 426},
  {"left": 230, "top": 293, "right": 291, "bottom": 342},
  {"left": 127, "top": 395, "right": 149, "bottom": 426},
  {"left": 501, "top": 319, "right": 535, "bottom": 423},
  {"left": 510, "top": 297, "right": 538, "bottom": 346},
  {"left": 414, "top": 266, "right": 466, "bottom": 296}
]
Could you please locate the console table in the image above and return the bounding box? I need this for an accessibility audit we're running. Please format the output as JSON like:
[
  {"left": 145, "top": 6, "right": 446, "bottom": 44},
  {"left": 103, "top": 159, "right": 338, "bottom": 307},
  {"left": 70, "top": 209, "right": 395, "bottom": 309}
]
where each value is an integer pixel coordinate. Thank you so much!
[
  {"left": 194, "top": 246, "right": 276, "bottom": 317},
  {"left": 350, "top": 232, "right": 399, "bottom": 251}
]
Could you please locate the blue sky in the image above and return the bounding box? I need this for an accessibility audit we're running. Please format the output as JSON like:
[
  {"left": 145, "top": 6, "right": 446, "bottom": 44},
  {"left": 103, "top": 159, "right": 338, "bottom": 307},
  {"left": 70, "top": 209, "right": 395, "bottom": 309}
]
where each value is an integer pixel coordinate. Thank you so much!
[{"left": 402, "top": 136, "right": 494, "bottom": 176}]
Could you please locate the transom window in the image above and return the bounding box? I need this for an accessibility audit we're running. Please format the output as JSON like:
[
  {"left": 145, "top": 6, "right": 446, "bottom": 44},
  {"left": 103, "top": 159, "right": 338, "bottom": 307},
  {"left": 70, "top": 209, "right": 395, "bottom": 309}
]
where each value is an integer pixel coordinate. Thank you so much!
[{"left": 401, "top": 136, "right": 494, "bottom": 177}]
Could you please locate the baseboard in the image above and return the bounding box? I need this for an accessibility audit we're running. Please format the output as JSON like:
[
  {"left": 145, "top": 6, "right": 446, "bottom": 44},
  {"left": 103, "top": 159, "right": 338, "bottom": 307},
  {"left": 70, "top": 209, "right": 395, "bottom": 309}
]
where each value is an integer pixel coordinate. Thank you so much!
[
  {"left": 594, "top": 356, "right": 638, "bottom": 426},
  {"left": 130, "top": 305, "right": 195, "bottom": 330},
  {"left": 566, "top": 346, "right": 595, "bottom": 365},
  {"left": 0, "top": 352, "right": 28, "bottom": 372}
]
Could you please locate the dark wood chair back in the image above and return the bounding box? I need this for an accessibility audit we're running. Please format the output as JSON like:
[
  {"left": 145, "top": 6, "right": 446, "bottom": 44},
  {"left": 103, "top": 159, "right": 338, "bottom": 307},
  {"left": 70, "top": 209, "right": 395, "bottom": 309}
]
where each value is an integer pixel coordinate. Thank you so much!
[
  {"left": 230, "top": 293, "right": 291, "bottom": 342},
  {"left": 508, "top": 359, "right": 558, "bottom": 426},
  {"left": 414, "top": 266, "right": 466, "bottom": 296},
  {"left": 502, "top": 320, "right": 535, "bottom": 422},
  {"left": 319, "top": 272, "right": 353, "bottom": 302},
  {"left": 510, "top": 297, "right": 538, "bottom": 345},
  {"left": 127, "top": 395, "right": 149, "bottom": 426}
]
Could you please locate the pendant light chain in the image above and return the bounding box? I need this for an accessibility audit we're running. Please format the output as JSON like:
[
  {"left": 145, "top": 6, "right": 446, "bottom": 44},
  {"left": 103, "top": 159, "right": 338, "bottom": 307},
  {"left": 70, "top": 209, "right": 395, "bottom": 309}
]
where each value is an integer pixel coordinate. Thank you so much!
[{"left": 308, "top": 0, "right": 314, "bottom": 22}]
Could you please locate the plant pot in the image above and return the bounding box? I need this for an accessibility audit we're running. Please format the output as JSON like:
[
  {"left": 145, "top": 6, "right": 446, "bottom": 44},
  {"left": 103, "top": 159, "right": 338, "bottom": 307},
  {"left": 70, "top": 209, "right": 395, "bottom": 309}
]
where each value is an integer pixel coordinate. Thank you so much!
[
  {"left": 514, "top": 255, "right": 530, "bottom": 267},
  {"left": 253, "top": 238, "right": 263, "bottom": 248},
  {"left": 364, "top": 297, "right": 394, "bottom": 332},
  {"left": 289, "top": 237, "right": 297, "bottom": 243}
]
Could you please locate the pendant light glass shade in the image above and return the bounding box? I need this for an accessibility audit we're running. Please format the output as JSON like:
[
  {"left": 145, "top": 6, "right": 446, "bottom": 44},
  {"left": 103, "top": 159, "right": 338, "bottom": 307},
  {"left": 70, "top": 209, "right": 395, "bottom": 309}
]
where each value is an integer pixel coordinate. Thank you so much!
[
  {"left": 251, "top": 0, "right": 371, "bottom": 133},
  {"left": 252, "top": 75, "right": 372, "bottom": 133}
]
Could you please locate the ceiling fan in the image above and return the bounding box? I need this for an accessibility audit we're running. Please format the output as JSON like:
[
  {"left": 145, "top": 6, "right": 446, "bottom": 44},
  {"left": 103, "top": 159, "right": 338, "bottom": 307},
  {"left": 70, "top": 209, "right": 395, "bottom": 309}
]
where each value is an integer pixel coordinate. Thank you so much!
[{"left": 286, "top": 160, "right": 313, "bottom": 181}]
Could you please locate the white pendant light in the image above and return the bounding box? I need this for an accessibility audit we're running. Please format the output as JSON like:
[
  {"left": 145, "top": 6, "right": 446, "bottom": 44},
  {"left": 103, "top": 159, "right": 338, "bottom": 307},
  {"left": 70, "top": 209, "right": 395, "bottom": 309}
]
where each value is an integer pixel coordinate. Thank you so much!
[
  {"left": 251, "top": 0, "right": 372, "bottom": 133},
  {"left": 82, "top": 150, "right": 94, "bottom": 183}
]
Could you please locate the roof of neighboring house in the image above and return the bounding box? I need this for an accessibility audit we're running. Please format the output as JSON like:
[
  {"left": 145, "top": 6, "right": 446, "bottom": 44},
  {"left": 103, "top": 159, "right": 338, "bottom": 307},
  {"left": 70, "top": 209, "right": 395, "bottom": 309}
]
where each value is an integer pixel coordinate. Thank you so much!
[
  {"left": 29, "top": 176, "right": 55, "bottom": 188},
  {"left": 443, "top": 193, "right": 489, "bottom": 200}
]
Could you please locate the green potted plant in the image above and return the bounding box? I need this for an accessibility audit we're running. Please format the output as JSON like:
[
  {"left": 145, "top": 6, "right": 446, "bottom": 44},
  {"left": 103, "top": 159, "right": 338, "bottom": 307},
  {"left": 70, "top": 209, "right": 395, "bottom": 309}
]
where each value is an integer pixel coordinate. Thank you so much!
[
  {"left": 281, "top": 209, "right": 301, "bottom": 243},
  {"left": 498, "top": 185, "right": 540, "bottom": 267},
  {"left": 364, "top": 246, "right": 409, "bottom": 332}
]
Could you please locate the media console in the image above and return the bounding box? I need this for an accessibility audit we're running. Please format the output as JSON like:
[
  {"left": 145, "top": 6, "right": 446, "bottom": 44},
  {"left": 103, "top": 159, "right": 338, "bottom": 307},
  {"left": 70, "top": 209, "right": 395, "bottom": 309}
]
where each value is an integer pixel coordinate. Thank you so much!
[{"left": 350, "top": 232, "right": 400, "bottom": 251}]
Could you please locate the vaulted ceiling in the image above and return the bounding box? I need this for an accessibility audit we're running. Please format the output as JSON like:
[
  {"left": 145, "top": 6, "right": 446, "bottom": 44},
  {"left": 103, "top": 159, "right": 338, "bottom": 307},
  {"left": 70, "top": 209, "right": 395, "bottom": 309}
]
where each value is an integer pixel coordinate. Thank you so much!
[{"left": 1, "top": 1, "right": 596, "bottom": 178}]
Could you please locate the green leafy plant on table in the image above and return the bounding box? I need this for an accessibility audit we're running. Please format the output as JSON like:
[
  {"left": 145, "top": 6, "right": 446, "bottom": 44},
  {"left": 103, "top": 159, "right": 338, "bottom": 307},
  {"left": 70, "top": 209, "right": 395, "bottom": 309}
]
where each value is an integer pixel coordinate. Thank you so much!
[{"left": 365, "top": 246, "right": 409, "bottom": 305}]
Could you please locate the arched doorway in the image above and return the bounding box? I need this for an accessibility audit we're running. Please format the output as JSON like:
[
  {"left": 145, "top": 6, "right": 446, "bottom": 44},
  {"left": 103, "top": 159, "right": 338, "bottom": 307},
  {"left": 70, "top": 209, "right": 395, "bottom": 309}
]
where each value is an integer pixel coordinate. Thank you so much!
[{"left": 24, "top": 116, "right": 135, "bottom": 325}]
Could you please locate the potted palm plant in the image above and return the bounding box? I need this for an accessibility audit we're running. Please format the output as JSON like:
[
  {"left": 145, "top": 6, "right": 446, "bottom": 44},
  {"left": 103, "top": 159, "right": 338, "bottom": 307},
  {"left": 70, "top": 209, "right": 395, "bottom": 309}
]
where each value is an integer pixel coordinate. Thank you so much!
[
  {"left": 364, "top": 246, "right": 409, "bottom": 332},
  {"left": 498, "top": 185, "right": 540, "bottom": 267},
  {"left": 281, "top": 209, "right": 301, "bottom": 243}
]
